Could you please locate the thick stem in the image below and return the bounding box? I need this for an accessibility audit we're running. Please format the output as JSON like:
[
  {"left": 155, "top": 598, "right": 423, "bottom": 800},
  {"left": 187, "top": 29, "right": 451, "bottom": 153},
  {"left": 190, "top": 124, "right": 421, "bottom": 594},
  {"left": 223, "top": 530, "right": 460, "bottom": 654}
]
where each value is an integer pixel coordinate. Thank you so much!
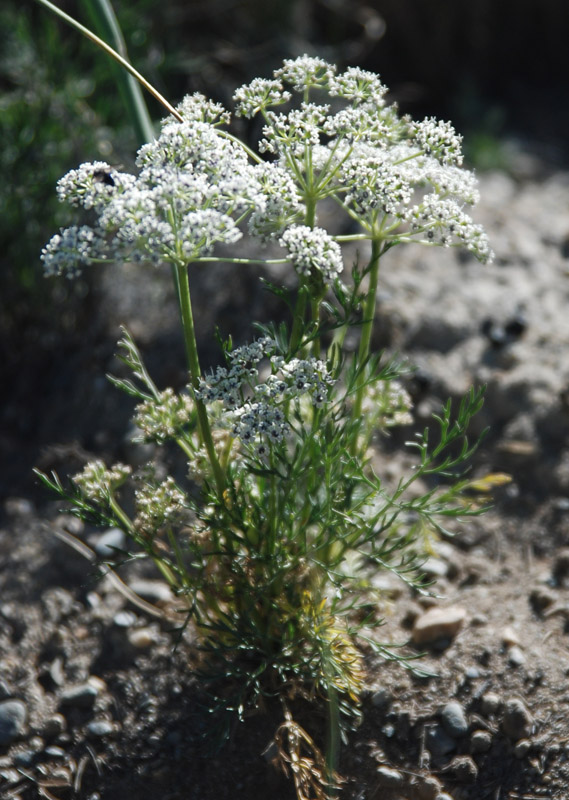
[
  {"left": 351, "top": 239, "right": 382, "bottom": 425},
  {"left": 173, "top": 262, "right": 226, "bottom": 495}
]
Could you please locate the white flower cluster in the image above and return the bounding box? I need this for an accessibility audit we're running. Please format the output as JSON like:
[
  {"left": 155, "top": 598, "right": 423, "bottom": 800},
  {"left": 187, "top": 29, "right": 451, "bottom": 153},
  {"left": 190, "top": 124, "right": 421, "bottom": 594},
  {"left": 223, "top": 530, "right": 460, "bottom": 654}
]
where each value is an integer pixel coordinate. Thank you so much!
[
  {"left": 73, "top": 460, "right": 131, "bottom": 503},
  {"left": 328, "top": 66, "right": 388, "bottom": 106},
  {"left": 412, "top": 117, "right": 463, "bottom": 166},
  {"left": 195, "top": 337, "right": 277, "bottom": 408},
  {"left": 407, "top": 194, "right": 493, "bottom": 262},
  {"left": 248, "top": 162, "right": 304, "bottom": 241},
  {"left": 280, "top": 225, "right": 343, "bottom": 284},
  {"left": 42, "top": 95, "right": 264, "bottom": 276},
  {"left": 275, "top": 55, "right": 336, "bottom": 92},
  {"left": 265, "top": 356, "right": 335, "bottom": 407},
  {"left": 233, "top": 78, "right": 291, "bottom": 118},
  {"left": 230, "top": 402, "right": 287, "bottom": 452},
  {"left": 43, "top": 56, "right": 493, "bottom": 282},
  {"left": 196, "top": 337, "right": 335, "bottom": 451},
  {"left": 134, "top": 476, "right": 187, "bottom": 536},
  {"left": 232, "top": 56, "right": 493, "bottom": 264},
  {"left": 133, "top": 388, "right": 195, "bottom": 444},
  {"left": 41, "top": 225, "right": 106, "bottom": 278},
  {"left": 342, "top": 157, "right": 412, "bottom": 218}
]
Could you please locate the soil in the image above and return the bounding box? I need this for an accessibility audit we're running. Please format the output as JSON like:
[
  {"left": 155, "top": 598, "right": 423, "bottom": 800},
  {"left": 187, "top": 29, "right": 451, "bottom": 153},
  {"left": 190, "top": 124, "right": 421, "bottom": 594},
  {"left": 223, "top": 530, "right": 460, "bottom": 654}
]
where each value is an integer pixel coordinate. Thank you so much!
[{"left": 2, "top": 164, "right": 569, "bottom": 800}]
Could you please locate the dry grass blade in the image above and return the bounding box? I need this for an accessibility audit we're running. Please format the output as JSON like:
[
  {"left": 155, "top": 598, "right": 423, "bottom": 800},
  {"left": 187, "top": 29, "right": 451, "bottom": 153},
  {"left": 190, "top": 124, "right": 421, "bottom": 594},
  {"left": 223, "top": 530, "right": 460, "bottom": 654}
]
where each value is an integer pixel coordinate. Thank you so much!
[{"left": 274, "top": 708, "right": 342, "bottom": 800}]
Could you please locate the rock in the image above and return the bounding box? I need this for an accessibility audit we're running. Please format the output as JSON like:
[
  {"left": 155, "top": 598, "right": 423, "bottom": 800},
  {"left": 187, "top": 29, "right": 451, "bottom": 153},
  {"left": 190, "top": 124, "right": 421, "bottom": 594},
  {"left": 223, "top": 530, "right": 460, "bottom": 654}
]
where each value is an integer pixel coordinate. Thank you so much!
[
  {"left": 127, "top": 579, "right": 174, "bottom": 605},
  {"left": 94, "top": 528, "right": 126, "bottom": 559},
  {"left": 502, "top": 626, "right": 521, "bottom": 647},
  {"left": 529, "top": 586, "right": 556, "bottom": 613},
  {"left": 128, "top": 627, "right": 159, "bottom": 649},
  {"left": 59, "top": 683, "right": 99, "bottom": 710},
  {"left": 376, "top": 765, "right": 405, "bottom": 788},
  {"left": 87, "top": 720, "right": 116, "bottom": 739},
  {"left": 552, "top": 548, "right": 569, "bottom": 585},
  {"left": 514, "top": 738, "right": 532, "bottom": 759},
  {"left": 502, "top": 697, "right": 533, "bottom": 740},
  {"left": 470, "top": 729, "right": 492, "bottom": 753},
  {"left": 54, "top": 514, "right": 84, "bottom": 535},
  {"left": 480, "top": 691, "right": 502, "bottom": 716},
  {"left": 0, "top": 700, "right": 27, "bottom": 745},
  {"left": 448, "top": 755, "right": 478, "bottom": 783},
  {"left": 421, "top": 557, "right": 449, "bottom": 579},
  {"left": 43, "top": 745, "right": 66, "bottom": 758},
  {"left": 4, "top": 497, "right": 34, "bottom": 516},
  {"left": 412, "top": 774, "right": 442, "bottom": 800},
  {"left": 371, "top": 688, "right": 393, "bottom": 710},
  {"left": 507, "top": 646, "right": 526, "bottom": 667},
  {"left": 440, "top": 701, "right": 469, "bottom": 738},
  {"left": 426, "top": 724, "right": 457, "bottom": 757},
  {"left": 412, "top": 606, "right": 467, "bottom": 646},
  {"left": 464, "top": 666, "right": 481, "bottom": 680},
  {"left": 41, "top": 714, "right": 67, "bottom": 739},
  {"left": 113, "top": 610, "right": 138, "bottom": 628}
]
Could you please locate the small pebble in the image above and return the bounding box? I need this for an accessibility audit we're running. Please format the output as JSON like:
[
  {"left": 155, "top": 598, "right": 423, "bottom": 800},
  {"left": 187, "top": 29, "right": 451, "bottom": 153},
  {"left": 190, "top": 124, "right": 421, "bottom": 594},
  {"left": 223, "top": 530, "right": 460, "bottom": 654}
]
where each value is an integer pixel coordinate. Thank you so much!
[
  {"left": 113, "top": 610, "right": 138, "bottom": 628},
  {"left": 412, "top": 606, "right": 467, "bottom": 646},
  {"left": 87, "top": 720, "right": 116, "bottom": 739},
  {"left": 54, "top": 514, "right": 84, "bottom": 535},
  {"left": 376, "top": 765, "right": 405, "bottom": 788},
  {"left": 13, "top": 749, "right": 36, "bottom": 767},
  {"left": 371, "top": 688, "right": 392, "bottom": 710},
  {"left": 529, "top": 586, "right": 556, "bottom": 613},
  {"left": 41, "top": 713, "right": 67, "bottom": 739},
  {"left": 448, "top": 755, "right": 478, "bottom": 783},
  {"left": 127, "top": 579, "right": 173, "bottom": 605},
  {"left": 552, "top": 548, "right": 569, "bottom": 585},
  {"left": 128, "top": 627, "right": 158, "bottom": 649},
  {"left": 470, "top": 729, "right": 492, "bottom": 753},
  {"left": 514, "top": 738, "right": 532, "bottom": 759},
  {"left": 480, "top": 691, "right": 502, "bottom": 716},
  {"left": 421, "top": 557, "right": 449, "bottom": 579},
  {"left": 426, "top": 724, "right": 457, "bottom": 756},
  {"left": 508, "top": 645, "right": 526, "bottom": 666},
  {"left": 59, "top": 683, "right": 99, "bottom": 710},
  {"left": 94, "top": 527, "right": 126, "bottom": 559},
  {"left": 502, "top": 697, "right": 533, "bottom": 740},
  {"left": 464, "top": 666, "right": 481, "bottom": 680},
  {"left": 0, "top": 700, "right": 27, "bottom": 745},
  {"left": 412, "top": 774, "right": 442, "bottom": 800},
  {"left": 43, "top": 745, "right": 66, "bottom": 759},
  {"left": 440, "top": 701, "right": 469, "bottom": 738},
  {"left": 502, "top": 626, "right": 521, "bottom": 647},
  {"left": 4, "top": 497, "right": 34, "bottom": 516}
]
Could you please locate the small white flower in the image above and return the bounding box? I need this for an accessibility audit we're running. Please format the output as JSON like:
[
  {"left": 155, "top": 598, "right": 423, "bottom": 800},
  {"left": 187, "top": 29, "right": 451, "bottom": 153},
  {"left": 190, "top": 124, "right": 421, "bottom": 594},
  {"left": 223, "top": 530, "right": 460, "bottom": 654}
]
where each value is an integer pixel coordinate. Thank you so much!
[
  {"left": 275, "top": 55, "right": 336, "bottom": 92},
  {"left": 233, "top": 78, "right": 291, "bottom": 118},
  {"left": 280, "top": 225, "right": 343, "bottom": 284}
]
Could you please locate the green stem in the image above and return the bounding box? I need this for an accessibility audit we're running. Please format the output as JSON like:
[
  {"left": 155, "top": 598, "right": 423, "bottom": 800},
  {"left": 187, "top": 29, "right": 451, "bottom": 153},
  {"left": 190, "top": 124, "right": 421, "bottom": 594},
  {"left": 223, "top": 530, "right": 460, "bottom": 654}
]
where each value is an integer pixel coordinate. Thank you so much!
[
  {"left": 34, "top": 0, "right": 182, "bottom": 123},
  {"left": 289, "top": 283, "right": 308, "bottom": 354},
  {"left": 173, "top": 262, "right": 226, "bottom": 496},
  {"left": 109, "top": 496, "right": 177, "bottom": 585},
  {"left": 310, "top": 295, "right": 321, "bottom": 358},
  {"left": 80, "top": 0, "right": 154, "bottom": 144},
  {"left": 351, "top": 239, "right": 382, "bottom": 426}
]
